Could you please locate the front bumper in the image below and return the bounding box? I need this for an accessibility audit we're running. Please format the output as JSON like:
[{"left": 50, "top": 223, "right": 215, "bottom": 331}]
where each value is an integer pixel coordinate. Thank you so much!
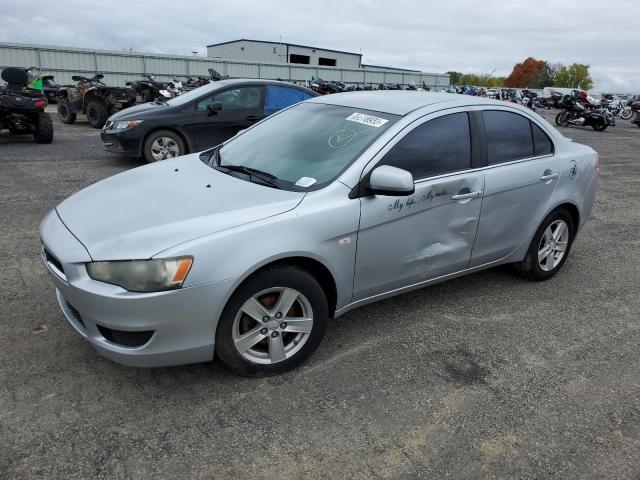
[
  {"left": 40, "top": 210, "right": 234, "bottom": 367},
  {"left": 100, "top": 127, "right": 144, "bottom": 157}
]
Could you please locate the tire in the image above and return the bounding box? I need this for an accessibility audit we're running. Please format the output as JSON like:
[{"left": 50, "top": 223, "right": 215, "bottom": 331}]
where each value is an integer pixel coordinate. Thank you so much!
[
  {"left": 57, "top": 100, "right": 76, "bottom": 124},
  {"left": 86, "top": 100, "right": 108, "bottom": 128},
  {"left": 215, "top": 266, "right": 328, "bottom": 376},
  {"left": 592, "top": 120, "right": 608, "bottom": 132},
  {"left": 555, "top": 111, "right": 569, "bottom": 127},
  {"left": 142, "top": 129, "right": 185, "bottom": 162},
  {"left": 620, "top": 108, "right": 633, "bottom": 120},
  {"left": 516, "top": 208, "right": 574, "bottom": 281},
  {"left": 33, "top": 112, "right": 54, "bottom": 144}
]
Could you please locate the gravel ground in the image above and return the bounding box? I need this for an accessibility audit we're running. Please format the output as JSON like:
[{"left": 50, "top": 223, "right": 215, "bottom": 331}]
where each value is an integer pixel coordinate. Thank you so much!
[{"left": 1, "top": 107, "right": 639, "bottom": 479}]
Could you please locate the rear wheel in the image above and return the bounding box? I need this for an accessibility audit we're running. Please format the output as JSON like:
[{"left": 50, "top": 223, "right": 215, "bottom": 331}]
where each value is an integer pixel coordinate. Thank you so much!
[
  {"left": 57, "top": 100, "right": 76, "bottom": 124},
  {"left": 142, "top": 130, "right": 185, "bottom": 162},
  {"left": 619, "top": 107, "right": 633, "bottom": 120},
  {"left": 516, "top": 209, "right": 574, "bottom": 281},
  {"left": 215, "top": 266, "right": 328, "bottom": 376},
  {"left": 33, "top": 112, "right": 54, "bottom": 143},
  {"left": 86, "top": 100, "right": 108, "bottom": 128}
]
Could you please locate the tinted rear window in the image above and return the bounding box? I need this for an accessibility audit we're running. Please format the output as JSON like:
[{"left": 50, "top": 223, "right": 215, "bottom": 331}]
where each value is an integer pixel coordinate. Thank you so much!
[
  {"left": 483, "top": 111, "right": 534, "bottom": 164},
  {"left": 381, "top": 112, "right": 471, "bottom": 179}
]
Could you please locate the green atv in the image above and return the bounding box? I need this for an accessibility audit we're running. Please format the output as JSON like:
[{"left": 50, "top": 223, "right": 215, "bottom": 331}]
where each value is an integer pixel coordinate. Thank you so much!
[{"left": 57, "top": 73, "right": 136, "bottom": 128}]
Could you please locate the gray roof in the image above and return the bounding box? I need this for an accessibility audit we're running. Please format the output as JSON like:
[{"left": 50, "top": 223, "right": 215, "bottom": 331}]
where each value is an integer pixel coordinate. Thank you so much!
[
  {"left": 307, "top": 91, "right": 501, "bottom": 115},
  {"left": 206, "top": 39, "right": 362, "bottom": 57}
]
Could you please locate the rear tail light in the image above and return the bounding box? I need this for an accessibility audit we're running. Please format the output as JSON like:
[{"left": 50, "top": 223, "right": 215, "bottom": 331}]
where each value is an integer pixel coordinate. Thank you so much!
[
  {"left": 34, "top": 99, "right": 46, "bottom": 109},
  {"left": 595, "top": 154, "right": 600, "bottom": 171}
]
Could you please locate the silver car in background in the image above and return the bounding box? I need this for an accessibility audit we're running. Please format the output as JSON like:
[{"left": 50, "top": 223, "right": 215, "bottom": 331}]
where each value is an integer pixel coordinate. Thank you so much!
[{"left": 40, "top": 92, "right": 599, "bottom": 375}]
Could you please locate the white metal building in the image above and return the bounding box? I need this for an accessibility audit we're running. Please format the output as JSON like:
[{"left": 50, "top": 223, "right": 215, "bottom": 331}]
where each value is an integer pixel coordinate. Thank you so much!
[{"left": 207, "top": 39, "right": 362, "bottom": 69}]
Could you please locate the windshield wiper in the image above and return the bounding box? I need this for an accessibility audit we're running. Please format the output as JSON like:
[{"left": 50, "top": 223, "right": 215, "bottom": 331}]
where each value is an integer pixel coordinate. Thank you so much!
[{"left": 216, "top": 163, "right": 280, "bottom": 189}]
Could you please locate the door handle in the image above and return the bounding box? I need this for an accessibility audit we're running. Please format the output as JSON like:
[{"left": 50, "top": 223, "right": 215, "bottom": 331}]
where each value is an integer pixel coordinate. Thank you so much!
[
  {"left": 539, "top": 172, "right": 559, "bottom": 181},
  {"left": 246, "top": 115, "right": 262, "bottom": 121},
  {"left": 451, "top": 191, "right": 483, "bottom": 200}
]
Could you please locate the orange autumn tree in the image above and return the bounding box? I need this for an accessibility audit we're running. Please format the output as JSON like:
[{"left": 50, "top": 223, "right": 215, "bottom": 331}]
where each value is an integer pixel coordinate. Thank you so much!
[{"left": 504, "top": 57, "right": 554, "bottom": 88}]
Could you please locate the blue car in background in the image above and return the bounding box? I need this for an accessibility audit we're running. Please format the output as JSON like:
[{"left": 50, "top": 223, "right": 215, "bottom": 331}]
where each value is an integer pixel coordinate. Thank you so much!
[{"left": 100, "top": 79, "right": 317, "bottom": 162}]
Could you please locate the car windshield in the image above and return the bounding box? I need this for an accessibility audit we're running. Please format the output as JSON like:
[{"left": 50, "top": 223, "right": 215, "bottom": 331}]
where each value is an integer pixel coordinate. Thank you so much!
[
  {"left": 163, "top": 82, "right": 220, "bottom": 107},
  {"left": 207, "top": 102, "right": 399, "bottom": 191}
]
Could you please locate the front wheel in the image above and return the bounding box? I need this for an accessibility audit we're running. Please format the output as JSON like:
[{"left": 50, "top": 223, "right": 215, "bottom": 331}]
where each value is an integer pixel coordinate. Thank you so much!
[
  {"left": 515, "top": 209, "right": 574, "bottom": 281},
  {"left": 33, "top": 112, "right": 54, "bottom": 143},
  {"left": 142, "top": 130, "right": 185, "bottom": 162},
  {"left": 592, "top": 120, "right": 608, "bottom": 131},
  {"left": 215, "top": 266, "right": 328, "bottom": 376},
  {"left": 555, "top": 111, "right": 569, "bottom": 127}
]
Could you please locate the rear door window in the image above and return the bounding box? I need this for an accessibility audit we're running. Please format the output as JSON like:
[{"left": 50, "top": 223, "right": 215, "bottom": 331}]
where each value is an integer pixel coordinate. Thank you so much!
[
  {"left": 483, "top": 111, "right": 534, "bottom": 164},
  {"left": 264, "top": 86, "right": 315, "bottom": 115},
  {"left": 380, "top": 112, "right": 472, "bottom": 179}
]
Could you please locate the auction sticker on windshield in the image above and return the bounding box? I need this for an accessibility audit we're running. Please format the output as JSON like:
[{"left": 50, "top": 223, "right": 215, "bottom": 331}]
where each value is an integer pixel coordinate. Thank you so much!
[{"left": 346, "top": 112, "right": 389, "bottom": 128}]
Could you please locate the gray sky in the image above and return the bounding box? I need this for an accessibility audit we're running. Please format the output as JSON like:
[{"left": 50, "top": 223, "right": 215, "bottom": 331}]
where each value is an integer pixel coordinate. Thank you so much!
[{"left": 1, "top": 0, "right": 639, "bottom": 91}]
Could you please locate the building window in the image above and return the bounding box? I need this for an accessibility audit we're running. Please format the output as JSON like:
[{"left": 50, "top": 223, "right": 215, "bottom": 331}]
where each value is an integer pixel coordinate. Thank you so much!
[
  {"left": 273, "top": 47, "right": 277, "bottom": 54},
  {"left": 289, "top": 54, "right": 310, "bottom": 65},
  {"left": 318, "top": 57, "right": 336, "bottom": 66}
]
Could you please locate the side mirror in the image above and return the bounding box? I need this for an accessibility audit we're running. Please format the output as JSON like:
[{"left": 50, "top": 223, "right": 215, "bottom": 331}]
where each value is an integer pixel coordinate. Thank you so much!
[
  {"left": 207, "top": 102, "right": 223, "bottom": 115},
  {"left": 368, "top": 165, "right": 414, "bottom": 196}
]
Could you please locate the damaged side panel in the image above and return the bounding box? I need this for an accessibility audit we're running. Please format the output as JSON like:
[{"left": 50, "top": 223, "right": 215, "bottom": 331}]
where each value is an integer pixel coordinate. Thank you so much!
[{"left": 353, "top": 171, "right": 485, "bottom": 301}]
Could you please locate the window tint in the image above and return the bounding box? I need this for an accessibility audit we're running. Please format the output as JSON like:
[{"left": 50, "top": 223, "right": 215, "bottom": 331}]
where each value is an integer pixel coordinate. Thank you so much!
[
  {"left": 531, "top": 122, "right": 554, "bottom": 156},
  {"left": 483, "top": 111, "right": 534, "bottom": 164},
  {"left": 381, "top": 113, "right": 471, "bottom": 179},
  {"left": 264, "top": 86, "right": 315, "bottom": 115},
  {"left": 195, "top": 86, "right": 262, "bottom": 112}
]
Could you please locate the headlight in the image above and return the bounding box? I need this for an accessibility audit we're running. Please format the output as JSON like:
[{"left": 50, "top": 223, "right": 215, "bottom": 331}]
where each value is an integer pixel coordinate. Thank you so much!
[
  {"left": 86, "top": 257, "right": 193, "bottom": 292},
  {"left": 113, "top": 120, "right": 143, "bottom": 129}
]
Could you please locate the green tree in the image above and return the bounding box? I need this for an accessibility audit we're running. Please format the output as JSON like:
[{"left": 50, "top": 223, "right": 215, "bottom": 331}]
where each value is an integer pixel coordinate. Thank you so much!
[{"left": 554, "top": 63, "right": 593, "bottom": 90}]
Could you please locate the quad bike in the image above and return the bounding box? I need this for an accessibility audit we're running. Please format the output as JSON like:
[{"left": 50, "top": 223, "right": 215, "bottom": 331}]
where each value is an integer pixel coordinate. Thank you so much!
[
  {"left": 25, "top": 69, "right": 60, "bottom": 104},
  {"left": 0, "top": 67, "right": 53, "bottom": 143},
  {"left": 57, "top": 73, "right": 137, "bottom": 128},
  {"left": 126, "top": 74, "right": 167, "bottom": 103}
]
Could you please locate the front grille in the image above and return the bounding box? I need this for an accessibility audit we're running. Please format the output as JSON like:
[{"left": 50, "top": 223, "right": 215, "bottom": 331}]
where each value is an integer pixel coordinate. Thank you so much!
[
  {"left": 44, "top": 248, "right": 64, "bottom": 274},
  {"left": 103, "top": 120, "right": 113, "bottom": 130},
  {"left": 97, "top": 325, "right": 154, "bottom": 348},
  {"left": 65, "top": 301, "right": 86, "bottom": 329}
]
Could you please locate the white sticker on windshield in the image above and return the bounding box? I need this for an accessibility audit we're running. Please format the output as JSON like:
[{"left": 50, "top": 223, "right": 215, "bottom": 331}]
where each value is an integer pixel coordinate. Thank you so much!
[
  {"left": 346, "top": 112, "right": 389, "bottom": 128},
  {"left": 295, "top": 177, "right": 317, "bottom": 188}
]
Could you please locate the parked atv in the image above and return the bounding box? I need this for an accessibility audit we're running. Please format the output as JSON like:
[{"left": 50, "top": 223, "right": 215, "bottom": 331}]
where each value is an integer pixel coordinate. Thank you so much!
[
  {"left": 57, "top": 74, "right": 136, "bottom": 128},
  {"left": 0, "top": 67, "right": 53, "bottom": 143},
  {"left": 126, "top": 74, "right": 167, "bottom": 103}
]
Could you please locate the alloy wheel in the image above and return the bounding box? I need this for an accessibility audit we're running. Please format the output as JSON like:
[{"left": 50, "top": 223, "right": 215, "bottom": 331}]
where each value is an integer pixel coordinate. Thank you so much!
[
  {"left": 538, "top": 219, "right": 569, "bottom": 271},
  {"left": 232, "top": 287, "right": 314, "bottom": 364},
  {"left": 151, "top": 137, "right": 180, "bottom": 160}
]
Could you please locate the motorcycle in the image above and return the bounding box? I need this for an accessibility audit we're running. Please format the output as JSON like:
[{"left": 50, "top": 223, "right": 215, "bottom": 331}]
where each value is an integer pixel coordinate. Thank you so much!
[
  {"left": 159, "top": 76, "right": 184, "bottom": 99},
  {"left": 629, "top": 100, "right": 640, "bottom": 128},
  {"left": 601, "top": 94, "right": 633, "bottom": 120},
  {"left": 555, "top": 93, "right": 613, "bottom": 131}
]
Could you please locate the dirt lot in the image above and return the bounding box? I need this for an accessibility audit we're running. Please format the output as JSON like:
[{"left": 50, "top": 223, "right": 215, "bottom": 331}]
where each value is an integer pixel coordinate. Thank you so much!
[{"left": 1, "top": 107, "right": 639, "bottom": 479}]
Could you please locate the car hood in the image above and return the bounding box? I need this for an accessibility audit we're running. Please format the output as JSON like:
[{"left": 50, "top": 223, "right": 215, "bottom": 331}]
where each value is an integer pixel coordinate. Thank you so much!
[
  {"left": 108, "top": 101, "right": 166, "bottom": 121},
  {"left": 56, "top": 154, "right": 305, "bottom": 260}
]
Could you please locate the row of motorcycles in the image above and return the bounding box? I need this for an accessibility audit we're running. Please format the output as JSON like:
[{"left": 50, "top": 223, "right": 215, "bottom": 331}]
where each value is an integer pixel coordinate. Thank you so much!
[
  {"left": 554, "top": 90, "right": 640, "bottom": 132},
  {"left": 126, "top": 68, "right": 226, "bottom": 102},
  {"left": 305, "top": 77, "right": 431, "bottom": 95}
]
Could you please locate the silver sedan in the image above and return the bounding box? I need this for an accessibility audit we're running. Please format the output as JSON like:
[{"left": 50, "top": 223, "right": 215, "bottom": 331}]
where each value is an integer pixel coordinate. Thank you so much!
[{"left": 40, "top": 91, "right": 599, "bottom": 375}]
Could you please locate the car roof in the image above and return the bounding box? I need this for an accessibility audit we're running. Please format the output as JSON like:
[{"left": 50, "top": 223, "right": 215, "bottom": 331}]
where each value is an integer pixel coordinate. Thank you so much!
[
  {"left": 215, "top": 78, "right": 317, "bottom": 94},
  {"left": 306, "top": 91, "right": 508, "bottom": 116}
]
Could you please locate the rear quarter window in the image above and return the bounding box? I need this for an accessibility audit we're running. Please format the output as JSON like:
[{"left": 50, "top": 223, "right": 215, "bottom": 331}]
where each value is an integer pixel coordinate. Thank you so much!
[
  {"left": 264, "top": 86, "right": 315, "bottom": 115},
  {"left": 531, "top": 122, "right": 554, "bottom": 156}
]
